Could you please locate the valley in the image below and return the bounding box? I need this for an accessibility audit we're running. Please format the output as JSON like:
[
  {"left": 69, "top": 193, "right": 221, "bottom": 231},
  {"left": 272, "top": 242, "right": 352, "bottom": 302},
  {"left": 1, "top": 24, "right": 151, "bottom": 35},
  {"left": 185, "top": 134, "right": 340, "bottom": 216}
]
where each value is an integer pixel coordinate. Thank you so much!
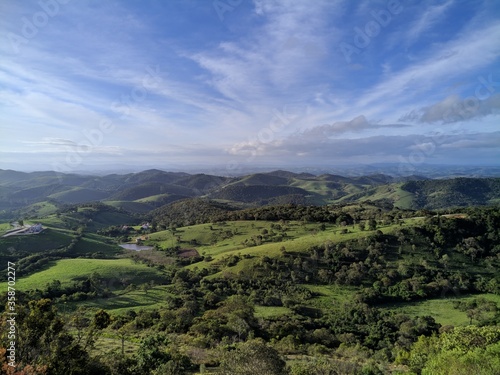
[{"left": 1, "top": 169, "right": 499, "bottom": 374}]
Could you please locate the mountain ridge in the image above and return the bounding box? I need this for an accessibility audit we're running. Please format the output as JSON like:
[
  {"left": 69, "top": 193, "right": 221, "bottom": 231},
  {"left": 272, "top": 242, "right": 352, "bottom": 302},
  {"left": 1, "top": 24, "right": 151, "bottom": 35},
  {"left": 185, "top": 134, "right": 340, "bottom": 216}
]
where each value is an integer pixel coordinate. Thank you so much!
[{"left": 1, "top": 169, "right": 499, "bottom": 219}]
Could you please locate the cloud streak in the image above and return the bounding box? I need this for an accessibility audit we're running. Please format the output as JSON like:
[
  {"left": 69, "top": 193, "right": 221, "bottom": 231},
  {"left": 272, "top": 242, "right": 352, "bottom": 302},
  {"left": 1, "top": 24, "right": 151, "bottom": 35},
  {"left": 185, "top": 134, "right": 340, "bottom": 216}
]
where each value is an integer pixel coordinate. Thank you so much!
[{"left": 0, "top": 0, "right": 499, "bottom": 171}]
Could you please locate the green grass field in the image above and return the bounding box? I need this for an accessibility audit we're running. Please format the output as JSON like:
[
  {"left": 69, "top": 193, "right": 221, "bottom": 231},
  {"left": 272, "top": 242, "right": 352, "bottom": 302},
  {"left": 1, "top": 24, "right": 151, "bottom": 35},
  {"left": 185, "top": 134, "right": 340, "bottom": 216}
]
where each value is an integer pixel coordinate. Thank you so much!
[
  {"left": 48, "top": 187, "right": 109, "bottom": 204},
  {"left": 0, "top": 228, "right": 74, "bottom": 252},
  {"left": 0, "top": 222, "right": 11, "bottom": 235},
  {"left": 0, "top": 258, "right": 167, "bottom": 291},
  {"left": 158, "top": 219, "right": 424, "bottom": 273},
  {"left": 60, "top": 285, "right": 173, "bottom": 314},
  {"left": 14, "top": 201, "right": 60, "bottom": 218},
  {"left": 85, "top": 210, "right": 140, "bottom": 231},
  {"left": 135, "top": 193, "right": 171, "bottom": 203},
  {"left": 70, "top": 234, "right": 123, "bottom": 257},
  {"left": 303, "top": 284, "right": 358, "bottom": 310},
  {"left": 335, "top": 183, "right": 416, "bottom": 209},
  {"left": 254, "top": 306, "right": 292, "bottom": 318},
  {"left": 104, "top": 200, "right": 153, "bottom": 214},
  {"left": 381, "top": 293, "right": 500, "bottom": 326},
  {"left": 92, "top": 335, "right": 139, "bottom": 357}
]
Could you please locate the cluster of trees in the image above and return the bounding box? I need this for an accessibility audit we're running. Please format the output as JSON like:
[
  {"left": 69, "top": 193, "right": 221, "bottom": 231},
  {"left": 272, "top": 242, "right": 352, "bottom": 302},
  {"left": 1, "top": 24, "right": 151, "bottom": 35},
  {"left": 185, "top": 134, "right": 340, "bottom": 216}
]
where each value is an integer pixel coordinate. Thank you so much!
[
  {"left": 150, "top": 198, "right": 417, "bottom": 229},
  {"left": 1, "top": 202, "right": 499, "bottom": 373},
  {"left": 4, "top": 290, "right": 498, "bottom": 374}
]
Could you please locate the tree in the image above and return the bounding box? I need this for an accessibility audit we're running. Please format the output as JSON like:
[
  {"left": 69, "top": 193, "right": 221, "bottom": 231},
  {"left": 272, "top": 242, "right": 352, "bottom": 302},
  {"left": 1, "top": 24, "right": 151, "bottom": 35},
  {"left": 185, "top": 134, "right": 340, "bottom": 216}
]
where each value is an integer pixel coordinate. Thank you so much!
[
  {"left": 135, "top": 334, "right": 171, "bottom": 374},
  {"left": 422, "top": 342, "right": 500, "bottom": 375},
  {"left": 2, "top": 298, "right": 103, "bottom": 375},
  {"left": 227, "top": 315, "right": 250, "bottom": 341},
  {"left": 368, "top": 219, "right": 377, "bottom": 231},
  {"left": 218, "top": 339, "right": 287, "bottom": 375},
  {"left": 111, "top": 318, "right": 135, "bottom": 356}
]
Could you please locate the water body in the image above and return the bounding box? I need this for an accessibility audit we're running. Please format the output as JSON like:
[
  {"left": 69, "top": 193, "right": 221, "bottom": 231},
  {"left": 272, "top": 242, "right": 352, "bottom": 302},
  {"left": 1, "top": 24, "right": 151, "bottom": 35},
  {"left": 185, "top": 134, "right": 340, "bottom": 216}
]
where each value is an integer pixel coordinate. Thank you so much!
[{"left": 119, "top": 243, "right": 154, "bottom": 251}]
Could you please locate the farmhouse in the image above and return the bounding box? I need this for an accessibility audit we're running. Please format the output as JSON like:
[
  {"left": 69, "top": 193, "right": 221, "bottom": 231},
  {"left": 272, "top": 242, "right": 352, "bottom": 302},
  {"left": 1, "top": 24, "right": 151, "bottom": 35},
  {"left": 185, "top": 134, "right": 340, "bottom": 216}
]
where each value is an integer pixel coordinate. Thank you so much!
[{"left": 28, "top": 223, "right": 43, "bottom": 233}]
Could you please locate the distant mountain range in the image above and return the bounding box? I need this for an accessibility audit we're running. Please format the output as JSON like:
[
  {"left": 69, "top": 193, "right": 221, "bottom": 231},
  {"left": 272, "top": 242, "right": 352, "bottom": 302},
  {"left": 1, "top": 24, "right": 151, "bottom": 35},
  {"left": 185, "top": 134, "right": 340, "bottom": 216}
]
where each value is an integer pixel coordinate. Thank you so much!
[{"left": 0, "top": 168, "right": 499, "bottom": 219}]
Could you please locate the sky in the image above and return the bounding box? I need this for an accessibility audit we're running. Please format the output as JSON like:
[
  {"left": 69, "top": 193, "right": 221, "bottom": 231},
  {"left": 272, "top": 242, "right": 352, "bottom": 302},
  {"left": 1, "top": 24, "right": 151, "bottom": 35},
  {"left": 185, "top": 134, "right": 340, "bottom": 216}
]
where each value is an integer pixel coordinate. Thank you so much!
[{"left": 1, "top": 0, "right": 499, "bottom": 174}]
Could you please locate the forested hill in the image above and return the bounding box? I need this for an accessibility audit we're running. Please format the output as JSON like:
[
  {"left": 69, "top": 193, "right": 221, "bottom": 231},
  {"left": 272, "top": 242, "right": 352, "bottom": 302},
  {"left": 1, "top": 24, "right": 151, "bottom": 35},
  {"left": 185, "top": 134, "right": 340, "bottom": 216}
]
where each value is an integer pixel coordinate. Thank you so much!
[
  {"left": 401, "top": 178, "right": 500, "bottom": 209},
  {"left": 1, "top": 168, "right": 500, "bottom": 219},
  {"left": 1, "top": 171, "right": 500, "bottom": 373}
]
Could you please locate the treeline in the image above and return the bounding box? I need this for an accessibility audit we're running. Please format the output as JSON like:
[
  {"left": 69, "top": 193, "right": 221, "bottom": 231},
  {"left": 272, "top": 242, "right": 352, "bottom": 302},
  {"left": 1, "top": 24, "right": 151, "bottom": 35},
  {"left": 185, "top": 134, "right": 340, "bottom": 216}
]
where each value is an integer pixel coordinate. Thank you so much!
[{"left": 150, "top": 198, "right": 419, "bottom": 229}]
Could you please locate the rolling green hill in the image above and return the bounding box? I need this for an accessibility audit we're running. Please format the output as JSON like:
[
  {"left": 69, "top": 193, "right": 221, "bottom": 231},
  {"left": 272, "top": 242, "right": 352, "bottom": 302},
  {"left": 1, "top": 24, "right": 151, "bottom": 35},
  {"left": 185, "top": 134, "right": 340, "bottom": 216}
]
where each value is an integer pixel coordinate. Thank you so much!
[
  {"left": 108, "top": 182, "right": 194, "bottom": 201},
  {"left": 48, "top": 187, "right": 111, "bottom": 204},
  {"left": 1, "top": 169, "right": 500, "bottom": 220},
  {"left": 0, "top": 258, "right": 166, "bottom": 291},
  {"left": 401, "top": 177, "right": 500, "bottom": 208},
  {"left": 230, "top": 173, "right": 290, "bottom": 187},
  {"left": 208, "top": 184, "right": 314, "bottom": 203},
  {"left": 1, "top": 172, "right": 499, "bottom": 374},
  {"left": 175, "top": 173, "right": 233, "bottom": 191}
]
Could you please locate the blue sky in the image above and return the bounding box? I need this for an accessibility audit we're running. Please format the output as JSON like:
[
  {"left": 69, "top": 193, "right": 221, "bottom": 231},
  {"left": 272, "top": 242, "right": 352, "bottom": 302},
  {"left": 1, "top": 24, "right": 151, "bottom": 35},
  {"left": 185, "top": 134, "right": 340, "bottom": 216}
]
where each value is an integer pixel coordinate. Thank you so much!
[{"left": 1, "top": 0, "right": 499, "bottom": 173}]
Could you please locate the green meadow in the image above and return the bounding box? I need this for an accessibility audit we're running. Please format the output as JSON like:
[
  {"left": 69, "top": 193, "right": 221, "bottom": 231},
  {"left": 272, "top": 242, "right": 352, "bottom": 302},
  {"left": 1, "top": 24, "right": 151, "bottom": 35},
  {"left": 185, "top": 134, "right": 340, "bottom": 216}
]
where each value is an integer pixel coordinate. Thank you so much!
[
  {"left": 0, "top": 258, "right": 167, "bottom": 291},
  {"left": 381, "top": 293, "right": 500, "bottom": 327},
  {"left": 146, "top": 219, "right": 422, "bottom": 273},
  {"left": 61, "top": 285, "right": 174, "bottom": 314}
]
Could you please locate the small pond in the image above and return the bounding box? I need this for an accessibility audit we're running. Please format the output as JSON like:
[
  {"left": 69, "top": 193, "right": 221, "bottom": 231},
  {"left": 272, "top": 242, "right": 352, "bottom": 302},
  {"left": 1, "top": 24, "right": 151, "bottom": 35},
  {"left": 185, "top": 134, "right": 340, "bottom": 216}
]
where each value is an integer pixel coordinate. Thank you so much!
[{"left": 119, "top": 243, "right": 154, "bottom": 251}]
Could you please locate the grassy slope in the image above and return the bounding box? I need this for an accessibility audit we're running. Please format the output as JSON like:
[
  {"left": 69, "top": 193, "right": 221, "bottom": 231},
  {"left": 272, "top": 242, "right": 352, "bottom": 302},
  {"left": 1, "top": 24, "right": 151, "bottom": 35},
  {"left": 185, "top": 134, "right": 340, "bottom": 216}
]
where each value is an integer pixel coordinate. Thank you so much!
[
  {"left": 0, "top": 223, "right": 11, "bottom": 235},
  {"left": 165, "top": 219, "right": 423, "bottom": 273},
  {"left": 85, "top": 210, "right": 140, "bottom": 231},
  {"left": 104, "top": 200, "right": 153, "bottom": 214},
  {"left": 48, "top": 187, "right": 110, "bottom": 203},
  {"left": 5, "top": 206, "right": 494, "bottom": 329},
  {"left": 145, "top": 216, "right": 496, "bottom": 327},
  {"left": 62, "top": 285, "right": 173, "bottom": 314},
  {"left": 381, "top": 293, "right": 500, "bottom": 326},
  {"left": 254, "top": 306, "right": 293, "bottom": 318},
  {"left": 17, "top": 201, "right": 60, "bottom": 217},
  {"left": 71, "top": 234, "right": 122, "bottom": 256},
  {"left": 0, "top": 228, "right": 74, "bottom": 252},
  {"left": 135, "top": 193, "right": 172, "bottom": 203},
  {"left": 336, "top": 183, "right": 416, "bottom": 209},
  {"left": 0, "top": 258, "right": 166, "bottom": 291},
  {"left": 303, "top": 284, "right": 359, "bottom": 309}
]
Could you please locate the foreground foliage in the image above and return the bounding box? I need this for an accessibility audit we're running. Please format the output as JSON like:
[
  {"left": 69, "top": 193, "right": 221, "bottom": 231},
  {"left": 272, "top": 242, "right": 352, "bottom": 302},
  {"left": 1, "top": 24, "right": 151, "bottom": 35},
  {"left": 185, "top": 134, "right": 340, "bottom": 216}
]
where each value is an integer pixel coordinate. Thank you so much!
[{"left": 0, "top": 203, "right": 499, "bottom": 374}]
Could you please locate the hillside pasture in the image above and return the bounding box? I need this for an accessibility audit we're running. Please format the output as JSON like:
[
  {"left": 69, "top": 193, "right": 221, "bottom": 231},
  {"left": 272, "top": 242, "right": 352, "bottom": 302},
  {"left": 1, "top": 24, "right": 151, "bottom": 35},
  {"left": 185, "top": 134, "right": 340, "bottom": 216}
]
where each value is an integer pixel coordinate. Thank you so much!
[
  {"left": 168, "top": 219, "right": 423, "bottom": 273},
  {"left": 0, "top": 222, "right": 11, "bottom": 235},
  {"left": 70, "top": 233, "right": 123, "bottom": 257},
  {"left": 17, "top": 201, "right": 60, "bottom": 218},
  {"left": 0, "top": 258, "right": 168, "bottom": 291},
  {"left": 48, "top": 187, "right": 110, "bottom": 204},
  {"left": 104, "top": 200, "right": 154, "bottom": 214},
  {"left": 60, "top": 285, "right": 174, "bottom": 314},
  {"left": 303, "top": 284, "right": 358, "bottom": 310},
  {"left": 381, "top": 293, "right": 500, "bottom": 327},
  {"left": 0, "top": 228, "right": 74, "bottom": 253}
]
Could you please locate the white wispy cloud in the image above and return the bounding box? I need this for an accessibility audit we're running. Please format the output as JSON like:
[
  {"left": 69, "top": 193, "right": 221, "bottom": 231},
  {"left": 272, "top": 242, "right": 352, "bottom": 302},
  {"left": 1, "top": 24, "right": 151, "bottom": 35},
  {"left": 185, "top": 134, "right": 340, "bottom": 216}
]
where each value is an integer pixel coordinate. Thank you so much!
[
  {"left": 404, "top": 0, "right": 454, "bottom": 46},
  {"left": 399, "top": 93, "right": 500, "bottom": 124},
  {"left": 354, "top": 21, "right": 500, "bottom": 118},
  {"left": 1, "top": 0, "right": 499, "bottom": 170},
  {"left": 191, "top": 0, "right": 339, "bottom": 104}
]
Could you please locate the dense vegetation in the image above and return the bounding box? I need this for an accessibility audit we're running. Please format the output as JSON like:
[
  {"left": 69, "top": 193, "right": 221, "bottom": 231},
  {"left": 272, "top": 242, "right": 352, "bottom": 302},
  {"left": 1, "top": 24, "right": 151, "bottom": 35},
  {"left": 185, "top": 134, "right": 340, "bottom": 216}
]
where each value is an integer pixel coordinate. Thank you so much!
[
  {"left": 0, "top": 170, "right": 499, "bottom": 374},
  {"left": 2, "top": 169, "right": 500, "bottom": 219}
]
